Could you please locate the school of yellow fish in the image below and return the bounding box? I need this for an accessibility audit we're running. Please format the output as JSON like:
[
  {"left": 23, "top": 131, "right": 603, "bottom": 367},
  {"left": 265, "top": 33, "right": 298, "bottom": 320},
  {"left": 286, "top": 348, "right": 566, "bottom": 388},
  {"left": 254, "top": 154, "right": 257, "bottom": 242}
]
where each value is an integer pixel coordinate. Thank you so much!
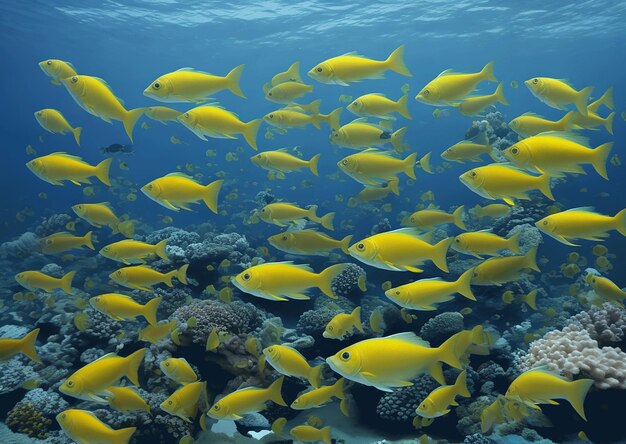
[{"left": 1, "top": 46, "right": 621, "bottom": 443}]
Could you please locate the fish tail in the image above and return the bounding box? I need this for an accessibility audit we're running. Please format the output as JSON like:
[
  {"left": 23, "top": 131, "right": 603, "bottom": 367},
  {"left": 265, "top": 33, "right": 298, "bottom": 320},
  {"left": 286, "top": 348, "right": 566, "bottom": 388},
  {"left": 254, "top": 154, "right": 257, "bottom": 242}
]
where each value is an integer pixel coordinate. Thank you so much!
[
  {"left": 243, "top": 118, "right": 262, "bottom": 150},
  {"left": 318, "top": 263, "right": 349, "bottom": 298},
  {"left": 310, "top": 113, "right": 322, "bottom": 129},
  {"left": 604, "top": 111, "right": 615, "bottom": 135},
  {"left": 95, "top": 158, "right": 113, "bottom": 186},
  {"left": 454, "top": 370, "right": 471, "bottom": 398},
  {"left": 591, "top": 142, "right": 613, "bottom": 180},
  {"left": 525, "top": 246, "right": 540, "bottom": 272},
  {"left": 351, "top": 306, "right": 364, "bottom": 333},
  {"left": 538, "top": 172, "right": 555, "bottom": 200},
  {"left": 163, "top": 270, "right": 175, "bottom": 287},
  {"left": 404, "top": 152, "right": 417, "bottom": 179},
  {"left": 339, "top": 234, "right": 353, "bottom": 254},
  {"left": 436, "top": 330, "right": 468, "bottom": 369},
  {"left": 83, "top": 231, "right": 95, "bottom": 250},
  {"left": 331, "top": 377, "right": 347, "bottom": 400},
  {"left": 307, "top": 204, "right": 319, "bottom": 222},
  {"left": 304, "top": 98, "right": 321, "bottom": 114},
  {"left": 177, "top": 264, "right": 189, "bottom": 285},
  {"left": 388, "top": 177, "right": 400, "bottom": 196},
  {"left": 612, "top": 208, "right": 626, "bottom": 237},
  {"left": 320, "top": 212, "right": 335, "bottom": 231},
  {"left": 431, "top": 237, "right": 453, "bottom": 273},
  {"left": 508, "top": 231, "right": 521, "bottom": 254},
  {"left": 202, "top": 179, "right": 223, "bottom": 213},
  {"left": 340, "top": 398, "right": 350, "bottom": 416},
  {"left": 456, "top": 267, "right": 476, "bottom": 301},
  {"left": 558, "top": 111, "right": 576, "bottom": 130},
  {"left": 390, "top": 127, "right": 406, "bottom": 152},
  {"left": 72, "top": 126, "right": 82, "bottom": 146},
  {"left": 119, "top": 221, "right": 135, "bottom": 238},
  {"left": 575, "top": 86, "right": 594, "bottom": 116},
  {"left": 19, "top": 328, "right": 42, "bottom": 364},
  {"left": 287, "top": 61, "right": 302, "bottom": 83},
  {"left": 566, "top": 378, "right": 594, "bottom": 421},
  {"left": 114, "top": 426, "right": 137, "bottom": 444},
  {"left": 226, "top": 64, "right": 246, "bottom": 98},
  {"left": 124, "top": 348, "right": 146, "bottom": 386},
  {"left": 123, "top": 108, "right": 145, "bottom": 143},
  {"left": 320, "top": 426, "right": 332, "bottom": 444},
  {"left": 480, "top": 61, "right": 496, "bottom": 82},
  {"left": 418, "top": 152, "right": 433, "bottom": 174},
  {"left": 452, "top": 205, "right": 466, "bottom": 230},
  {"left": 524, "top": 289, "right": 538, "bottom": 310},
  {"left": 396, "top": 93, "right": 412, "bottom": 119},
  {"left": 308, "top": 153, "right": 321, "bottom": 176},
  {"left": 155, "top": 239, "right": 169, "bottom": 261},
  {"left": 598, "top": 86, "right": 614, "bottom": 110},
  {"left": 386, "top": 45, "right": 411, "bottom": 77},
  {"left": 267, "top": 375, "right": 287, "bottom": 406},
  {"left": 320, "top": 107, "right": 342, "bottom": 130},
  {"left": 308, "top": 364, "right": 323, "bottom": 389},
  {"left": 61, "top": 271, "right": 76, "bottom": 294},
  {"left": 143, "top": 296, "right": 162, "bottom": 326},
  {"left": 494, "top": 82, "right": 508, "bottom": 105}
]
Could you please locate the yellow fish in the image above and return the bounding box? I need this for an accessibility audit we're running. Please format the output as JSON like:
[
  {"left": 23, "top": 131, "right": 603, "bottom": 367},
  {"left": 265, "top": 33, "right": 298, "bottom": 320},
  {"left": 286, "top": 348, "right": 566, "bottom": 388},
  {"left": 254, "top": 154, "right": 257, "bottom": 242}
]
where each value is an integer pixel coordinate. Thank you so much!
[
  {"left": 480, "top": 396, "right": 507, "bottom": 433},
  {"left": 403, "top": 206, "right": 465, "bottom": 231},
  {"left": 337, "top": 149, "right": 424, "bottom": 186},
  {"left": 40, "top": 231, "right": 94, "bottom": 254},
  {"left": 330, "top": 120, "right": 406, "bottom": 151},
  {"left": 525, "top": 77, "right": 593, "bottom": 116},
  {"left": 106, "top": 386, "right": 151, "bottom": 413},
  {"left": 15, "top": 270, "right": 75, "bottom": 294},
  {"left": 326, "top": 330, "right": 471, "bottom": 389},
  {"left": 62, "top": 75, "right": 144, "bottom": 142},
  {"left": 263, "top": 345, "right": 323, "bottom": 388},
  {"left": 520, "top": 289, "right": 538, "bottom": 310},
  {"left": 72, "top": 202, "right": 120, "bottom": 230},
  {"left": 177, "top": 105, "right": 261, "bottom": 149},
  {"left": 347, "top": 93, "right": 411, "bottom": 120},
  {"left": 100, "top": 239, "right": 168, "bottom": 265},
  {"left": 207, "top": 376, "right": 286, "bottom": 420},
  {"left": 369, "top": 308, "right": 385, "bottom": 334},
  {"left": 89, "top": 294, "right": 162, "bottom": 326},
  {"left": 138, "top": 320, "right": 177, "bottom": 344},
  {"left": 291, "top": 378, "right": 346, "bottom": 411},
  {"left": 505, "top": 368, "right": 593, "bottom": 420},
  {"left": 34, "top": 108, "right": 82, "bottom": 145},
  {"left": 350, "top": 178, "right": 400, "bottom": 206},
  {"left": 269, "top": 61, "right": 302, "bottom": 87},
  {"left": 218, "top": 287, "right": 233, "bottom": 303},
  {"left": 0, "top": 328, "right": 41, "bottom": 363},
  {"left": 264, "top": 106, "right": 341, "bottom": 130},
  {"left": 441, "top": 134, "right": 495, "bottom": 163},
  {"left": 323, "top": 307, "right": 364, "bottom": 339},
  {"left": 57, "top": 409, "right": 136, "bottom": 444},
  {"left": 457, "top": 83, "right": 508, "bottom": 116},
  {"left": 349, "top": 228, "right": 453, "bottom": 273},
  {"left": 266, "top": 81, "right": 313, "bottom": 103},
  {"left": 59, "top": 349, "right": 146, "bottom": 402},
  {"left": 271, "top": 417, "right": 288, "bottom": 436},
  {"left": 308, "top": 45, "right": 411, "bottom": 85},
  {"left": 472, "top": 247, "right": 540, "bottom": 286},
  {"left": 290, "top": 425, "right": 332, "bottom": 444},
  {"left": 416, "top": 62, "right": 496, "bottom": 106},
  {"left": 259, "top": 203, "right": 335, "bottom": 230},
  {"left": 160, "top": 358, "right": 198, "bottom": 385},
  {"left": 39, "top": 59, "right": 77, "bottom": 85},
  {"left": 268, "top": 229, "right": 352, "bottom": 256},
  {"left": 232, "top": 262, "right": 349, "bottom": 301},
  {"left": 251, "top": 150, "right": 320, "bottom": 176},
  {"left": 384, "top": 268, "right": 475, "bottom": 310},
  {"left": 470, "top": 203, "right": 510, "bottom": 219},
  {"left": 109, "top": 264, "right": 188, "bottom": 291},
  {"left": 161, "top": 381, "right": 207, "bottom": 422},
  {"left": 141, "top": 173, "right": 223, "bottom": 212},
  {"left": 27, "top": 153, "right": 112, "bottom": 186},
  {"left": 459, "top": 163, "right": 554, "bottom": 206},
  {"left": 245, "top": 337, "right": 260, "bottom": 357},
  {"left": 144, "top": 106, "right": 182, "bottom": 124},
  {"left": 206, "top": 327, "right": 221, "bottom": 351},
  {"left": 508, "top": 111, "right": 577, "bottom": 138},
  {"left": 536, "top": 207, "right": 626, "bottom": 245},
  {"left": 144, "top": 65, "right": 245, "bottom": 102},
  {"left": 416, "top": 370, "right": 470, "bottom": 418},
  {"left": 587, "top": 274, "right": 626, "bottom": 306},
  {"left": 503, "top": 133, "right": 613, "bottom": 180},
  {"left": 452, "top": 230, "right": 521, "bottom": 259}
]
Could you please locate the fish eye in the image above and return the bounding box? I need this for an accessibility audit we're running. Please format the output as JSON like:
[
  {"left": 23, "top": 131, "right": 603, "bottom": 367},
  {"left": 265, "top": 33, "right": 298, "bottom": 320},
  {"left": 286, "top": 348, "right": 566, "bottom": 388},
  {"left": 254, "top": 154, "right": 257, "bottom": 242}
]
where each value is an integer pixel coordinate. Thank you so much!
[
  {"left": 316, "top": 67, "right": 322, "bottom": 73},
  {"left": 103, "top": 247, "right": 109, "bottom": 252},
  {"left": 592, "top": 278, "right": 596, "bottom": 283},
  {"left": 532, "top": 78, "right": 538, "bottom": 84},
  {"left": 470, "top": 171, "right": 477, "bottom": 177},
  {"left": 46, "top": 60, "right": 52, "bottom": 65},
  {"left": 261, "top": 208, "right": 266, "bottom": 213},
  {"left": 281, "top": 235, "right": 288, "bottom": 241},
  {"left": 153, "top": 82, "right": 161, "bottom": 89},
  {"left": 268, "top": 114, "right": 274, "bottom": 119},
  {"left": 395, "top": 290, "right": 400, "bottom": 295},
  {"left": 164, "top": 362, "right": 170, "bottom": 367},
  {"left": 71, "top": 76, "right": 78, "bottom": 83},
  {"left": 341, "top": 351, "right": 350, "bottom": 360},
  {"left": 423, "top": 90, "right": 430, "bottom": 96},
  {"left": 328, "top": 325, "right": 333, "bottom": 331},
  {"left": 243, "top": 273, "right": 250, "bottom": 280},
  {"left": 543, "top": 220, "right": 548, "bottom": 225},
  {"left": 268, "top": 92, "right": 272, "bottom": 96},
  {"left": 94, "top": 297, "right": 100, "bottom": 303},
  {"left": 473, "top": 272, "right": 479, "bottom": 277},
  {"left": 511, "top": 147, "right": 519, "bottom": 155},
  {"left": 147, "top": 184, "right": 153, "bottom": 190},
  {"left": 184, "top": 113, "right": 189, "bottom": 118},
  {"left": 357, "top": 243, "right": 365, "bottom": 250},
  {"left": 60, "top": 413, "right": 66, "bottom": 420},
  {"left": 333, "top": 133, "right": 339, "bottom": 138},
  {"left": 168, "top": 400, "right": 173, "bottom": 405},
  {"left": 116, "top": 271, "right": 122, "bottom": 276},
  {"left": 341, "top": 160, "right": 348, "bottom": 165},
  {"left": 67, "top": 380, "right": 74, "bottom": 387},
  {"left": 46, "top": 239, "right": 52, "bottom": 245},
  {"left": 214, "top": 405, "right": 220, "bottom": 411},
  {"left": 37, "top": 111, "right": 42, "bottom": 116},
  {"left": 410, "top": 217, "right": 415, "bottom": 223}
]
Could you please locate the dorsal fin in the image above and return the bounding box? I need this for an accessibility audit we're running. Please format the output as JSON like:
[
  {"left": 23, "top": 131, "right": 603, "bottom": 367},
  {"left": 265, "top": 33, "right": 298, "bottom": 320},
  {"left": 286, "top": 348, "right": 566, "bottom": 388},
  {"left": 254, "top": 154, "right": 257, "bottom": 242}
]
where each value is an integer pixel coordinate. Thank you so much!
[
  {"left": 50, "top": 152, "right": 88, "bottom": 163},
  {"left": 561, "top": 206, "right": 595, "bottom": 213},
  {"left": 381, "top": 332, "right": 430, "bottom": 347},
  {"left": 340, "top": 51, "right": 364, "bottom": 58},
  {"left": 45, "top": 231, "right": 74, "bottom": 238},
  {"left": 518, "top": 112, "right": 545, "bottom": 118},
  {"left": 164, "top": 172, "right": 197, "bottom": 181},
  {"left": 92, "top": 352, "right": 119, "bottom": 363},
  {"left": 437, "top": 69, "right": 457, "bottom": 77},
  {"left": 534, "top": 131, "right": 589, "bottom": 146}
]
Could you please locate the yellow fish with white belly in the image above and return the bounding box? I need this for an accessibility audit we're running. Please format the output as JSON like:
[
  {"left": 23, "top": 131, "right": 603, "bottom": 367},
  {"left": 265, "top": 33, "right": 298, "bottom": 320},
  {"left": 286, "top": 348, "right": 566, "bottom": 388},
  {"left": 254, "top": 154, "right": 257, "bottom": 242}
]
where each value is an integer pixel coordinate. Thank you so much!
[
  {"left": 27, "top": 153, "right": 112, "bottom": 186},
  {"left": 161, "top": 381, "right": 207, "bottom": 422},
  {"left": 40, "top": 231, "right": 94, "bottom": 254},
  {"left": 177, "top": 104, "right": 261, "bottom": 149},
  {"left": 290, "top": 424, "right": 333, "bottom": 444},
  {"left": 536, "top": 207, "right": 626, "bottom": 245},
  {"left": 264, "top": 106, "right": 342, "bottom": 130},
  {"left": 62, "top": 75, "right": 144, "bottom": 142},
  {"left": 330, "top": 119, "right": 406, "bottom": 151},
  {"left": 141, "top": 173, "right": 223, "bottom": 213},
  {"left": 259, "top": 203, "right": 335, "bottom": 230},
  {"left": 207, "top": 376, "right": 286, "bottom": 420},
  {"left": 138, "top": 320, "right": 177, "bottom": 344},
  {"left": 144, "top": 65, "right": 245, "bottom": 102},
  {"left": 350, "top": 178, "right": 400, "bottom": 205},
  {"left": 403, "top": 206, "right": 465, "bottom": 231},
  {"left": 416, "top": 62, "right": 496, "bottom": 106},
  {"left": 160, "top": 358, "right": 199, "bottom": 385},
  {"left": 268, "top": 61, "right": 302, "bottom": 87},
  {"left": 57, "top": 409, "right": 136, "bottom": 444},
  {"left": 441, "top": 133, "right": 496, "bottom": 163},
  {"left": 263, "top": 345, "right": 323, "bottom": 388},
  {"left": 100, "top": 239, "right": 169, "bottom": 264},
  {"left": 472, "top": 247, "right": 539, "bottom": 286},
  {"left": 508, "top": 111, "right": 577, "bottom": 138},
  {"left": 232, "top": 262, "right": 349, "bottom": 301},
  {"left": 291, "top": 378, "right": 346, "bottom": 410},
  {"left": 144, "top": 106, "right": 183, "bottom": 124},
  {"left": 416, "top": 370, "right": 470, "bottom": 418},
  {"left": 457, "top": 83, "right": 508, "bottom": 116},
  {"left": 349, "top": 228, "right": 453, "bottom": 273},
  {"left": 347, "top": 92, "right": 411, "bottom": 120},
  {"left": 308, "top": 45, "right": 411, "bottom": 85},
  {"left": 59, "top": 349, "right": 146, "bottom": 402},
  {"left": 34, "top": 109, "right": 82, "bottom": 145},
  {"left": 586, "top": 274, "right": 626, "bottom": 307},
  {"left": 106, "top": 387, "right": 151, "bottom": 413},
  {"left": 266, "top": 81, "right": 313, "bottom": 103},
  {"left": 89, "top": 293, "right": 161, "bottom": 326},
  {"left": 0, "top": 328, "right": 41, "bottom": 363},
  {"left": 72, "top": 202, "right": 133, "bottom": 237},
  {"left": 323, "top": 307, "right": 364, "bottom": 339},
  {"left": 384, "top": 268, "right": 475, "bottom": 310},
  {"left": 571, "top": 87, "right": 615, "bottom": 134},
  {"left": 251, "top": 149, "right": 320, "bottom": 176},
  {"left": 268, "top": 229, "right": 352, "bottom": 256},
  {"left": 109, "top": 264, "right": 188, "bottom": 291},
  {"left": 39, "top": 59, "right": 77, "bottom": 85},
  {"left": 337, "top": 149, "right": 423, "bottom": 186},
  {"left": 525, "top": 77, "right": 593, "bottom": 116},
  {"left": 452, "top": 230, "right": 521, "bottom": 259},
  {"left": 15, "top": 270, "right": 75, "bottom": 294}
]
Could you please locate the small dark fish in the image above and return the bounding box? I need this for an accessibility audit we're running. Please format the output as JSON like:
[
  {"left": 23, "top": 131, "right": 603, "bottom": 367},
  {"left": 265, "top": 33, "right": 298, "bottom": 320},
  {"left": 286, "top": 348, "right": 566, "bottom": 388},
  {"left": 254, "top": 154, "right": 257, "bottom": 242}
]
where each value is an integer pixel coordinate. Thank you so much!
[{"left": 100, "top": 143, "right": 133, "bottom": 154}]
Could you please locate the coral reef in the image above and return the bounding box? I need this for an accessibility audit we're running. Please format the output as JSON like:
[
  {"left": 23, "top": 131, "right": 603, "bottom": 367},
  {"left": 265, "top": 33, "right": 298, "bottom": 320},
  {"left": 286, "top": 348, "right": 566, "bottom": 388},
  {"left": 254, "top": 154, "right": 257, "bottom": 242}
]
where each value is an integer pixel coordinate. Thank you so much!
[
  {"left": 6, "top": 403, "right": 52, "bottom": 439},
  {"left": 330, "top": 263, "right": 366, "bottom": 298},
  {"left": 569, "top": 302, "right": 626, "bottom": 345},
  {"left": 419, "top": 312, "right": 464, "bottom": 343}
]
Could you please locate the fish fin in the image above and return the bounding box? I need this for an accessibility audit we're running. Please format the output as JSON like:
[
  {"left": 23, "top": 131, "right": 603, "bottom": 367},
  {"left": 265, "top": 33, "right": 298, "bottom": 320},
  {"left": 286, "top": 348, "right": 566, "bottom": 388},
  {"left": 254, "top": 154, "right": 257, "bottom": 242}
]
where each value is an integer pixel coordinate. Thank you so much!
[
  {"left": 285, "top": 293, "right": 311, "bottom": 300},
  {"left": 431, "top": 237, "right": 453, "bottom": 273},
  {"left": 72, "top": 127, "right": 82, "bottom": 146},
  {"left": 19, "top": 328, "right": 42, "bottom": 364},
  {"left": 267, "top": 376, "right": 287, "bottom": 406},
  {"left": 502, "top": 197, "right": 515, "bottom": 206},
  {"left": 403, "top": 265, "right": 424, "bottom": 273},
  {"left": 575, "top": 86, "right": 594, "bottom": 117},
  {"left": 123, "top": 108, "right": 145, "bottom": 143},
  {"left": 202, "top": 179, "right": 223, "bottom": 213},
  {"left": 480, "top": 61, "right": 496, "bottom": 82},
  {"left": 160, "top": 199, "right": 180, "bottom": 211},
  {"left": 386, "top": 45, "right": 411, "bottom": 77},
  {"left": 428, "top": 362, "right": 445, "bottom": 385},
  {"left": 61, "top": 271, "right": 76, "bottom": 294},
  {"left": 308, "top": 365, "right": 323, "bottom": 389},
  {"left": 566, "top": 379, "right": 594, "bottom": 421},
  {"left": 51, "top": 78, "right": 61, "bottom": 86},
  {"left": 591, "top": 142, "right": 613, "bottom": 180},
  {"left": 391, "top": 127, "right": 407, "bottom": 152},
  {"left": 524, "top": 247, "right": 540, "bottom": 272},
  {"left": 318, "top": 263, "right": 350, "bottom": 298},
  {"left": 243, "top": 118, "right": 262, "bottom": 150},
  {"left": 456, "top": 267, "right": 476, "bottom": 301},
  {"left": 308, "top": 153, "right": 320, "bottom": 176},
  {"left": 452, "top": 205, "right": 466, "bottom": 230},
  {"left": 124, "top": 348, "right": 146, "bottom": 386},
  {"left": 226, "top": 64, "right": 246, "bottom": 98},
  {"left": 114, "top": 427, "right": 137, "bottom": 444},
  {"left": 403, "top": 152, "right": 417, "bottom": 179},
  {"left": 143, "top": 297, "right": 162, "bottom": 326}
]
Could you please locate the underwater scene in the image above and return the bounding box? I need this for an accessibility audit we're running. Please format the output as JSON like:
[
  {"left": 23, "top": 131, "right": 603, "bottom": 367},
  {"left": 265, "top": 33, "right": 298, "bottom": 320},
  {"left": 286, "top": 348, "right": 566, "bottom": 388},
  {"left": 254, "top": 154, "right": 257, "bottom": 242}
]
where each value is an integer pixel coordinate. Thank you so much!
[{"left": 1, "top": 1, "right": 626, "bottom": 443}]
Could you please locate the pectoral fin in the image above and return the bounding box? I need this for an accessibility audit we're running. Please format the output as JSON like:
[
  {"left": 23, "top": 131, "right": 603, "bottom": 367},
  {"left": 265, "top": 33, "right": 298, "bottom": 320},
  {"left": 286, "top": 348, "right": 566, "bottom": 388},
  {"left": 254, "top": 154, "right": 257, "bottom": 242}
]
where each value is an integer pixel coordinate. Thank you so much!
[{"left": 403, "top": 265, "right": 424, "bottom": 273}]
